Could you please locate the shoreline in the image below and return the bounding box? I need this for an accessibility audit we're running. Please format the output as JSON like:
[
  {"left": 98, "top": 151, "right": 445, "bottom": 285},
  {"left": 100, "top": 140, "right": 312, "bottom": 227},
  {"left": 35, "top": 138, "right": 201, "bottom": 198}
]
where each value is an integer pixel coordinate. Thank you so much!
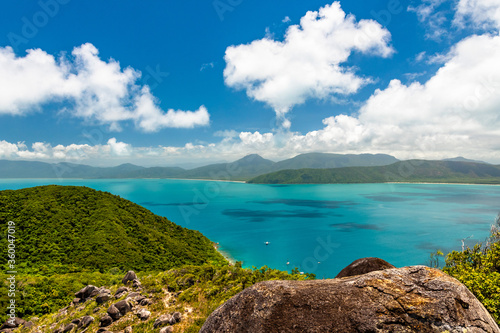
[
  {"left": 385, "top": 182, "right": 500, "bottom": 186},
  {"left": 213, "top": 243, "right": 236, "bottom": 265},
  {"left": 0, "top": 177, "right": 247, "bottom": 183},
  {"left": 2, "top": 178, "right": 500, "bottom": 186}
]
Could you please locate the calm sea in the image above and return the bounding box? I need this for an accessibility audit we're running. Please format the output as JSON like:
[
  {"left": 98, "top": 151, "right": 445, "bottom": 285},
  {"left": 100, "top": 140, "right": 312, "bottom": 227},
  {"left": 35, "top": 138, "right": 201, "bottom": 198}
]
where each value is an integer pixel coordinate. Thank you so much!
[{"left": 1, "top": 179, "right": 499, "bottom": 278}]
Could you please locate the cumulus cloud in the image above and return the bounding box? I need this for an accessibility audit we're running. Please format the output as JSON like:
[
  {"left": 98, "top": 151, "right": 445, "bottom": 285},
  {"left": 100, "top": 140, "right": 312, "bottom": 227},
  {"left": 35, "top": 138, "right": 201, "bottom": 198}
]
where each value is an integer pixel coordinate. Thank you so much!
[
  {"left": 0, "top": 43, "right": 210, "bottom": 131},
  {"left": 0, "top": 138, "right": 134, "bottom": 162},
  {"left": 454, "top": 0, "right": 500, "bottom": 29},
  {"left": 5, "top": 31, "right": 500, "bottom": 165},
  {"left": 223, "top": 1, "right": 393, "bottom": 124}
]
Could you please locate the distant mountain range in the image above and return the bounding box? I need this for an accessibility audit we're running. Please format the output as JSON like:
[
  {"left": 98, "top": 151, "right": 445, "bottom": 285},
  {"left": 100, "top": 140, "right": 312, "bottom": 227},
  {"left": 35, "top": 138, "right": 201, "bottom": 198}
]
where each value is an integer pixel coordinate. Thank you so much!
[
  {"left": 2, "top": 154, "right": 498, "bottom": 184},
  {"left": 0, "top": 153, "right": 399, "bottom": 180},
  {"left": 248, "top": 160, "right": 500, "bottom": 184}
]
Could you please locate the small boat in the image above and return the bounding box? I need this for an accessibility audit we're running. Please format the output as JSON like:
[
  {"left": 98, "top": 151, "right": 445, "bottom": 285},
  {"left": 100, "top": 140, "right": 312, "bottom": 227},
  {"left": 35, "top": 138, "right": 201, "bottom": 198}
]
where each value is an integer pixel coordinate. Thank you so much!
[{"left": 265, "top": 241, "right": 269, "bottom": 245}]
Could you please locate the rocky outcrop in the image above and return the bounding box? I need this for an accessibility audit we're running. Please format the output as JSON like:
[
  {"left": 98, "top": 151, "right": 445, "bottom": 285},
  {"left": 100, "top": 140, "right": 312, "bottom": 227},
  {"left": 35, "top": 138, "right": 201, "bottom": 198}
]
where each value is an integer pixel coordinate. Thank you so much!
[
  {"left": 335, "top": 257, "right": 395, "bottom": 278},
  {"left": 200, "top": 265, "right": 500, "bottom": 333},
  {"left": 74, "top": 285, "right": 111, "bottom": 304}
]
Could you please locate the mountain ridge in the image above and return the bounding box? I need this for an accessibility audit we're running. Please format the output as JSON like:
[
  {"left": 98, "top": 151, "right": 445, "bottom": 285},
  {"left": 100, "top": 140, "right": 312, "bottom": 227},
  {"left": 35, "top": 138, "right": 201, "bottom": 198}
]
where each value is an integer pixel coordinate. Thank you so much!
[
  {"left": 0, "top": 153, "right": 401, "bottom": 180},
  {"left": 248, "top": 160, "right": 500, "bottom": 184}
]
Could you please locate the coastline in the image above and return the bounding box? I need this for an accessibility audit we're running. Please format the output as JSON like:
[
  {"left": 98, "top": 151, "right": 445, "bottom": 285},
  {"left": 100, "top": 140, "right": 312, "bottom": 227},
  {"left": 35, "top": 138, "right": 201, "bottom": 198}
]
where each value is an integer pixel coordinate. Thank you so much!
[
  {"left": 385, "top": 182, "right": 500, "bottom": 186},
  {"left": 0, "top": 177, "right": 247, "bottom": 183},
  {"left": 2, "top": 178, "right": 500, "bottom": 186},
  {"left": 213, "top": 243, "right": 236, "bottom": 265}
]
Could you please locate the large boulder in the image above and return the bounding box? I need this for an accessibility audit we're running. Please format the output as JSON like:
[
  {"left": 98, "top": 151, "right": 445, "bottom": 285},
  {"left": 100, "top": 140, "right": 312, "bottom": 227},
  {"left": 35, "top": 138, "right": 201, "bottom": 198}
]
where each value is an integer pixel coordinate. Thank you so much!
[
  {"left": 335, "top": 257, "right": 395, "bottom": 278},
  {"left": 122, "top": 271, "right": 138, "bottom": 285},
  {"left": 200, "top": 266, "right": 500, "bottom": 333}
]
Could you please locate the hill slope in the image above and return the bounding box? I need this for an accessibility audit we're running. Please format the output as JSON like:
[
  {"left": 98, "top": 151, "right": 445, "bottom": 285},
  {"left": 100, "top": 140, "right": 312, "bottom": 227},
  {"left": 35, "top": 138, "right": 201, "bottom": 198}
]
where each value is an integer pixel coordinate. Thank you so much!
[
  {"left": 181, "top": 154, "right": 276, "bottom": 180},
  {"left": 248, "top": 160, "right": 500, "bottom": 184},
  {"left": 271, "top": 153, "right": 398, "bottom": 171},
  {"left": 0, "top": 185, "right": 226, "bottom": 273}
]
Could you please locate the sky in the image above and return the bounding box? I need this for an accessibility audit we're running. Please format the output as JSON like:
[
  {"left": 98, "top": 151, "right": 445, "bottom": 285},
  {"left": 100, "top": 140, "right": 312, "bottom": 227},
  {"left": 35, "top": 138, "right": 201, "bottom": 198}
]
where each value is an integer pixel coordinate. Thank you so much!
[{"left": 0, "top": 0, "right": 499, "bottom": 167}]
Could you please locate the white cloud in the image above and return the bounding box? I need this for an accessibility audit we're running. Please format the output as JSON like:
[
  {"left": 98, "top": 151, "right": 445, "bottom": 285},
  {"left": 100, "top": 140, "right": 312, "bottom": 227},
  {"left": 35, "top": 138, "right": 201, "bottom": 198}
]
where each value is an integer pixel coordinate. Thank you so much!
[
  {"left": 408, "top": 0, "right": 449, "bottom": 40},
  {"left": 414, "top": 51, "right": 427, "bottom": 62},
  {"left": 0, "top": 141, "right": 22, "bottom": 158},
  {"left": 454, "top": 0, "right": 500, "bottom": 29},
  {"left": 107, "top": 138, "right": 131, "bottom": 156},
  {"left": 282, "top": 16, "right": 291, "bottom": 23},
  {"left": 200, "top": 62, "right": 215, "bottom": 71},
  {"left": 223, "top": 1, "right": 393, "bottom": 123},
  {"left": 0, "top": 43, "right": 210, "bottom": 131}
]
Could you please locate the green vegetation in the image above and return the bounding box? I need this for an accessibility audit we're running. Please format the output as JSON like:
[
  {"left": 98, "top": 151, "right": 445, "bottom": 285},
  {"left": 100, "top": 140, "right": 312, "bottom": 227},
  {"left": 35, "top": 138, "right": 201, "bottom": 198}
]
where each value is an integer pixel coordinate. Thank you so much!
[
  {"left": 0, "top": 185, "right": 314, "bottom": 330},
  {"left": 443, "top": 215, "right": 500, "bottom": 324},
  {"left": 248, "top": 160, "right": 500, "bottom": 184},
  {"left": 0, "top": 271, "right": 122, "bottom": 323},
  {"left": 0, "top": 185, "right": 226, "bottom": 274},
  {"left": 270, "top": 152, "right": 398, "bottom": 171}
]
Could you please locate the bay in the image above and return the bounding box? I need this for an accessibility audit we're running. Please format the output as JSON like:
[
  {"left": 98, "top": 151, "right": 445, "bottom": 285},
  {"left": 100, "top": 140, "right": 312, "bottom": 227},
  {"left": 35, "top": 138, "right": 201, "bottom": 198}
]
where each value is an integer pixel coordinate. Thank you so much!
[{"left": 1, "top": 179, "right": 499, "bottom": 278}]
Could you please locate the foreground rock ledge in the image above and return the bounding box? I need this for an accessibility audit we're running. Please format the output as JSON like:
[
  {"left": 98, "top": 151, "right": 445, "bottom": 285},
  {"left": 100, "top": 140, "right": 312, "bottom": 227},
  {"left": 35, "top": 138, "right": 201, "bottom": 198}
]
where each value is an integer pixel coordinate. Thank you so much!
[{"left": 200, "top": 266, "right": 500, "bottom": 333}]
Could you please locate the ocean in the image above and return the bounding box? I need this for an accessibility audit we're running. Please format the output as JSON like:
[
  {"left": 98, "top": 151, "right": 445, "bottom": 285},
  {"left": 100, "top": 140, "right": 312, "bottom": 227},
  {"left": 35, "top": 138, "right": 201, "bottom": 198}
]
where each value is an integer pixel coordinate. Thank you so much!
[{"left": 1, "top": 179, "right": 499, "bottom": 278}]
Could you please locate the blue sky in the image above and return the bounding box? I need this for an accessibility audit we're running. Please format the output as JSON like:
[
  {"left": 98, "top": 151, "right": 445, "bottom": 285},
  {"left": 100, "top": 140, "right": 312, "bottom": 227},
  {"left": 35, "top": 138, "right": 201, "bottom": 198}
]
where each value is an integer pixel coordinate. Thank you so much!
[{"left": 0, "top": 0, "right": 499, "bottom": 166}]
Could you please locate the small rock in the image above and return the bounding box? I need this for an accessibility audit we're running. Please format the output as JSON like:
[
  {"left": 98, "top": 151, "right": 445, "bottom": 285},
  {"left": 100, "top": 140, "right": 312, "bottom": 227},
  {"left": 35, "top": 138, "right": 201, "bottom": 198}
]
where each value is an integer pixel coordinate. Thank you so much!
[
  {"left": 116, "top": 286, "right": 129, "bottom": 294},
  {"left": 93, "top": 307, "right": 101, "bottom": 313},
  {"left": 134, "top": 295, "right": 146, "bottom": 303},
  {"left": 126, "top": 292, "right": 141, "bottom": 299},
  {"left": 72, "top": 298, "right": 81, "bottom": 304},
  {"left": 100, "top": 314, "right": 113, "bottom": 327},
  {"left": 154, "top": 315, "right": 173, "bottom": 329},
  {"left": 70, "top": 319, "right": 80, "bottom": 326},
  {"left": 124, "top": 326, "right": 133, "bottom": 333},
  {"left": 122, "top": 271, "right": 138, "bottom": 285},
  {"left": 132, "top": 279, "right": 142, "bottom": 289},
  {"left": 115, "top": 286, "right": 129, "bottom": 299},
  {"left": 53, "top": 329, "right": 63, "bottom": 333},
  {"left": 159, "top": 326, "right": 174, "bottom": 333},
  {"left": 24, "top": 321, "right": 34, "bottom": 329},
  {"left": 107, "top": 304, "right": 121, "bottom": 321},
  {"left": 139, "top": 298, "right": 153, "bottom": 306},
  {"left": 96, "top": 329, "right": 110, "bottom": 333},
  {"left": 0, "top": 317, "right": 27, "bottom": 330},
  {"left": 100, "top": 288, "right": 111, "bottom": 294},
  {"left": 96, "top": 292, "right": 112, "bottom": 304},
  {"left": 78, "top": 316, "right": 94, "bottom": 329},
  {"left": 137, "top": 309, "right": 151, "bottom": 321},
  {"left": 75, "top": 285, "right": 99, "bottom": 300},
  {"left": 115, "top": 300, "right": 133, "bottom": 315},
  {"left": 62, "top": 323, "right": 77, "bottom": 332},
  {"left": 172, "top": 312, "right": 182, "bottom": 323}
]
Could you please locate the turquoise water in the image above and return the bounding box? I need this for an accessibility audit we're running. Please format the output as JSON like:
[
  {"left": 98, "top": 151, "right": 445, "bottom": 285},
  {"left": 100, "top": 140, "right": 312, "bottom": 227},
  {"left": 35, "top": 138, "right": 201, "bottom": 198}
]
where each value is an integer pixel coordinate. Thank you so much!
[{"left": 1, "top": 179, "right": 499, "bottom": 278}]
